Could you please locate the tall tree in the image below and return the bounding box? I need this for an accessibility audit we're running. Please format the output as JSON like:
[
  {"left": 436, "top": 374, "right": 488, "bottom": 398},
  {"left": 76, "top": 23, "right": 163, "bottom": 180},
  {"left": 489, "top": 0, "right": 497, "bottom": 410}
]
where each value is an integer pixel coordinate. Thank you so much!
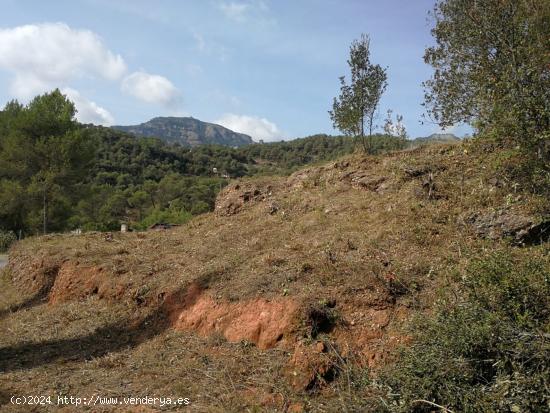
[
  {"left": 424, "top": 0, "right": 550, "bottom": 159},
  {"left": 0, "top": 89, "right": 96, "bottom": 234},
  {"left": 329, "top": 34, "right": 388, "bottom": 153}
]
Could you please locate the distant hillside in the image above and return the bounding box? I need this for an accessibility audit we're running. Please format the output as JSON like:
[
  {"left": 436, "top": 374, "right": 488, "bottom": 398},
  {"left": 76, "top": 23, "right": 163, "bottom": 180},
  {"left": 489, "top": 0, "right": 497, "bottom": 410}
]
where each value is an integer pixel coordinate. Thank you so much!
[
  {"left": 113, "top": 116, "right": 254, "bottom": 147},
  {"left": 411, "top": 133, "right": 460, "bottom": 145}
]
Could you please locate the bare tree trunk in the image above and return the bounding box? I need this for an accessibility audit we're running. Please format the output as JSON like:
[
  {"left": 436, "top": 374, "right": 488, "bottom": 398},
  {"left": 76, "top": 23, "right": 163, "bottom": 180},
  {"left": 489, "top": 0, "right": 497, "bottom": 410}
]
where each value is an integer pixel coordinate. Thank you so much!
[
  {"left": 366, "top": 112, "right": 374, "bottom": 154},
  {"left": 43, "top": 189, "right": 47, "bottom": 235},
  {"left": 360, "top": 112, "right": 368, "bottom": 153}
]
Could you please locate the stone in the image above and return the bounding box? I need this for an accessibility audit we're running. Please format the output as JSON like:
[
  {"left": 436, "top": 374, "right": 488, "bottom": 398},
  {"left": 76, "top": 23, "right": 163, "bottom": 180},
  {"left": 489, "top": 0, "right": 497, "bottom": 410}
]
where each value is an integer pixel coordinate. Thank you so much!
[{"left": 468, "top": 211, "right": 550, "bottom": 245}]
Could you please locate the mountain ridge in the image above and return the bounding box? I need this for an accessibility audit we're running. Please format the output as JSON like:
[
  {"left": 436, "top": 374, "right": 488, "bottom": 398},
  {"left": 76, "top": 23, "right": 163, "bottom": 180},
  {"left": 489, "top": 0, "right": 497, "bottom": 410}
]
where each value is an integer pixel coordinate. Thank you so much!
[
  {"left": 411, "top": 132, "right": 460, "bottom": 144},
  {"left": 112, "top": 116, "right": 254, "bottom": 147}
]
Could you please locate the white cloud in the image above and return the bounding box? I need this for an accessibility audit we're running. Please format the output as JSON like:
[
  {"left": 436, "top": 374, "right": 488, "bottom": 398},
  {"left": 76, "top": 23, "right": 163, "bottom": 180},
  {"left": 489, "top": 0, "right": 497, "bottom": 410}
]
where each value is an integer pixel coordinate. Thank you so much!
[
  {"left": 215, "top": 113, "right": 282, "bottom": 142},
  {"left": 0, "top": 22, "right": 184, "bottom": 122},
  {"left": 218, "top": 1, "right": 271, "bottom": 24},
  {"left": 192, "top": 32, "right": 207, "bottom": 52},
  {"left": 121, "top": 71, "right": 180, "bottom": 107},
  {"left": 0, "top": 23, "right": 126, "bottom": 99},
  {"left": 62, "top": 88, "right": 114, "bottom": 126},
  {"left": 219, "top": 2, "right": 250, "bottom": 22},
  {"left": 191, "top": 31, "right": 229, "bottom": 61}
]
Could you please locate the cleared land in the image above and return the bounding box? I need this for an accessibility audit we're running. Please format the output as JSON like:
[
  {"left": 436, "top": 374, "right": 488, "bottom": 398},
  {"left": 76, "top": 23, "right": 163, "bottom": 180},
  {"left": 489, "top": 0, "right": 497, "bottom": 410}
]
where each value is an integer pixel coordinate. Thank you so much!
[{"left": 0, "top": 142, "right": 548, "bottom": 412}]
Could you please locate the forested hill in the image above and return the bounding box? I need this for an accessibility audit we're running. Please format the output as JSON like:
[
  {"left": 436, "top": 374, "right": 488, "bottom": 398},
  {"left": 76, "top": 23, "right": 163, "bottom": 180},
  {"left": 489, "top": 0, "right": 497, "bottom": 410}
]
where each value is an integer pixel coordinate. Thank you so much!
[
  {"left": 0, "top": 89, "right": 439, "bottom": 237},
  {"left": 112, "top": 116, "right": 254, "bottom": 147}
]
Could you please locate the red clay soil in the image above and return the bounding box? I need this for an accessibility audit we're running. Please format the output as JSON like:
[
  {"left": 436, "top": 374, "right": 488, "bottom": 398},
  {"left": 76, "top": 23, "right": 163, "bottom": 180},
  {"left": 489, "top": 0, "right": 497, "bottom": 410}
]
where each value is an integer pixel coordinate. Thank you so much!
[
  {"left": 43, "top": 260, "right": 404, "bottom": 389},
  {"left": 48, "top": 262, "right": 123, "bottom": 304},
  {"left": 43, "top": 261, "right": 300, "bottom": 351},
  {"left": 170, "top": 292, "right": 299, "bottom": 350},
  {"left": 22, "top": 255, "right": 405, "bottom": 385},
  {"left": 287, "top": 340, "right": 338, "bottom": 390}
]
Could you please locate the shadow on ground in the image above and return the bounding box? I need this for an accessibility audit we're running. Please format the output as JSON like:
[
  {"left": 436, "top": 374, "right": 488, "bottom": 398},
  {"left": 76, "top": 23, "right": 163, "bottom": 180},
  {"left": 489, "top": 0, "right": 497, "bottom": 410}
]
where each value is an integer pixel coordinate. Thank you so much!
[
  {"left": 0, "top": 284, "right": 201, "bottom": 373},
  {"left": 0, "top": 263, "right": 59, "bottom": 321},
  {"left": 0, "top": 283, "right": 55, "bottom": 320}
]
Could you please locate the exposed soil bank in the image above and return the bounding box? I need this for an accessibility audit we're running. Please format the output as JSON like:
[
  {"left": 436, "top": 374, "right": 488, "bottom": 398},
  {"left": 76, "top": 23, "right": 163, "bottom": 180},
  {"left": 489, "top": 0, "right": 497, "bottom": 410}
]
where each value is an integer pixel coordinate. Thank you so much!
[{"left": 170, "top": 293, "right": 299, "bottom": 349}]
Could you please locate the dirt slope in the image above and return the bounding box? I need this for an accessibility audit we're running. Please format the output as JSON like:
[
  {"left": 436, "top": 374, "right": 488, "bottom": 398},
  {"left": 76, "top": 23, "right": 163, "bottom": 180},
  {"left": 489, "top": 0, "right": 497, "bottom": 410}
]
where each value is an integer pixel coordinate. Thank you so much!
[{"left": 1, "top": 142, "right": 547, "bottom": 412}]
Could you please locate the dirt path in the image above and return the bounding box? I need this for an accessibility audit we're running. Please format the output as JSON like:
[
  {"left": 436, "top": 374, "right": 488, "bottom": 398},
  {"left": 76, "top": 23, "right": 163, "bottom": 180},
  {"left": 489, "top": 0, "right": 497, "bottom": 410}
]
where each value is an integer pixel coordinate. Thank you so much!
[{"left": 0, "top": 254, "right": 7, "bottom": 269}]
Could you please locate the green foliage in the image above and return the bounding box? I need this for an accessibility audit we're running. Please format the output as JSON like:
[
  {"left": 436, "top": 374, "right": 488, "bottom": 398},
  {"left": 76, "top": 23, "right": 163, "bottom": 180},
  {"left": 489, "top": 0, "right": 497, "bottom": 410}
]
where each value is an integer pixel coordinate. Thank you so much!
[
  {"left": 239, "top": 134, "right": 355, "bottom": 174},
  {"left": 0, "top": 91, "right": 409, "bottom": 235},
  {"left": 241, "top": 133, "right": 407, "bottom": 175},
  {"left": 135, "top": 207, "right": 192, "bottom": 230},
  {"left": 0, "top": 89, "right": 96, "bottom": 234},
  {"left": 380, "top": 252, "right": 550, "bottom": 412},
  {"left": 424, "top": 0, "right": 550, "bottom": 160},
  {"left": 0, "top": 230, "right": 16, "bottom": 252},
  {"left": 330, "top": 34, "right": 388, "bottom": 153}
]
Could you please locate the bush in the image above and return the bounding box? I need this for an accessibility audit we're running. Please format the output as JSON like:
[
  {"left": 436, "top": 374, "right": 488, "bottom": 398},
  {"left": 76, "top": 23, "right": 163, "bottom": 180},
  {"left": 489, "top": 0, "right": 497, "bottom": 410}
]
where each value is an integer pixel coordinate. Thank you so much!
[
  {"left": 135, "top": 207, "right": 192, "bottom": 231},
  {"left": 380, "top": 252, "right": 550, "bottom": 412},
  {"left": 0, "top": 230, "right": 17, "bottom": 252}
]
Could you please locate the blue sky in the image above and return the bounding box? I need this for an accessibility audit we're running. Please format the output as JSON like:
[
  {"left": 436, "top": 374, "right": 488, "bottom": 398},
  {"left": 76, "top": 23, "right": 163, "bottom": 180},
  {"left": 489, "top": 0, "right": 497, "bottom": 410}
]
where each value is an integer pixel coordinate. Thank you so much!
[{"left": 0, "top": 0, "right": 470, "bottom": 141}]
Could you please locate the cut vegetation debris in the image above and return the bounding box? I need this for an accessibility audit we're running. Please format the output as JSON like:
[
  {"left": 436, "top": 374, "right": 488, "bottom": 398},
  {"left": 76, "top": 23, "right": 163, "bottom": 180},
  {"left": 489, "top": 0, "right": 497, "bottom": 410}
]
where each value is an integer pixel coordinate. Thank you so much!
[{"left": 1, "top": 141, "right": 548, "bottom": 412}]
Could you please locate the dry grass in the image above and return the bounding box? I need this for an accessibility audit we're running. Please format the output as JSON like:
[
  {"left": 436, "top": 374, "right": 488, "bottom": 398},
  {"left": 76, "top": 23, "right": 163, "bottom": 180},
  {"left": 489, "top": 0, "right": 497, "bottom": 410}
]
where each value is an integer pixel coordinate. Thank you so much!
[{"left": 0, "top": 141, "right": 547, "bottom": 411}]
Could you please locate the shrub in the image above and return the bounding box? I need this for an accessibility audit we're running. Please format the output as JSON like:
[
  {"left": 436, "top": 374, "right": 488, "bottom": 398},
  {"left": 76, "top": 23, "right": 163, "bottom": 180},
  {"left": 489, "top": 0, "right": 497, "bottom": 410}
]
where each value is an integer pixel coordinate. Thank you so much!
[
  {"left": 380, "top": 252, "right": 550, "bottom": 412},
  {"left": 135, "top": 207, "right": 192, "bottom": 231},
  {"left": 0, "top": 230, "right": 17, "bottom": 252}
]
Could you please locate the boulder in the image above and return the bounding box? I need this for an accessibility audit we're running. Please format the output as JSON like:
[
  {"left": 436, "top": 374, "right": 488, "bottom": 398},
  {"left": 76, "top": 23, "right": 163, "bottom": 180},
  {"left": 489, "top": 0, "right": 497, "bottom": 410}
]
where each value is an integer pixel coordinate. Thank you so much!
[{"left": 468, "top": 211, "right": 550, "bottom": 245}]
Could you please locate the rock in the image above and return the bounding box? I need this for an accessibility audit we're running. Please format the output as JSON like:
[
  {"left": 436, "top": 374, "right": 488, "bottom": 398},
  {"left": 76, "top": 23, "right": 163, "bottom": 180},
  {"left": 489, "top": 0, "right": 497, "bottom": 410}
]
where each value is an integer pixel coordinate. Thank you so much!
[
  {"left": 403, "top": 166, "right": 431, "bottom": 178},
  {"left": 468, "top": 211, "right": 550, "bottom": 245},
  {"left": 402, "top": 164, "right": 446, "bottom": 179},
  {"left": 334, "top": 160, "right": 350, "bottom": 169},
  {"left": 353, "top": 176, "right": 386, "bottom": 191},
  {"left": 487, "top": 177, "right": 504, "bottom": 188},
  {"left": 215, "top": 183, "right": 270, "bottom": 216},
  {"left": 268, "top": 202, "right": 279, "bottom": 215},
  {"left": 314, "top": 341, "right": 325, "bottom": 353}
]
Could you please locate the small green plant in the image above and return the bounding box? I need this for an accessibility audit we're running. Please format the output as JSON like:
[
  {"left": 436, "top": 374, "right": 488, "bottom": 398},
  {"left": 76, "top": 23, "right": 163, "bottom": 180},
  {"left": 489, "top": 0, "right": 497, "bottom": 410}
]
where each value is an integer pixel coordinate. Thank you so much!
[{"left": 379, "top": 251, "right": 550, "bottom": 412}]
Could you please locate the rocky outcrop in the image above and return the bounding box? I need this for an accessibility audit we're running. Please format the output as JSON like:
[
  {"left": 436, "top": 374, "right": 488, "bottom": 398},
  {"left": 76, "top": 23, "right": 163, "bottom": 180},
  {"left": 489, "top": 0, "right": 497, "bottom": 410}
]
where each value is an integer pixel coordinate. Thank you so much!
[
  {"left": 113, "top": 116, "right": 254, "bottom": 147},
  {"left": 215, "top": 182, "right": 274, "bottom": 216},
  {"left": 468, "top": 211, "right": 550, "bottom": 245}
]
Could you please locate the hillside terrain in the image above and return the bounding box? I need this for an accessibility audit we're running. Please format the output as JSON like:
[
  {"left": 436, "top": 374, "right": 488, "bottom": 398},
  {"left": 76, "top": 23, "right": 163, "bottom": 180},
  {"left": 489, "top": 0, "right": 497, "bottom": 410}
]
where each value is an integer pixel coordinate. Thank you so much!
[
  {"left": 1, "top": 141, "right": 548, "bottom": 412},
  {"left": 112, "top": 117, "right": 254, "bottom": 147},
  {"left": 410, "top": 133, "right": 460, "bottom": 146},
  {"left": 0, "top": 96, "right": 407, "bottom": 236},
  {"left": 0, "top": 90, "right": 460, "bottom": 238},
  {"left": 1, "top": 1, "right": 548, "bottom": 411}
]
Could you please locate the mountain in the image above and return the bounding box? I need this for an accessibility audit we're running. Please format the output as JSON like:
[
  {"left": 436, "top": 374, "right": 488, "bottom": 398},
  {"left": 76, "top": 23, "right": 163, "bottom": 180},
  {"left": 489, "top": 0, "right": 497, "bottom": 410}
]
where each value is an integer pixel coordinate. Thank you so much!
[
  {"left": 112, "top": 116, "right": 254, "bottom": 147},
  {"left": 411, "top": 132, "right": 460, "bottom": 145}
]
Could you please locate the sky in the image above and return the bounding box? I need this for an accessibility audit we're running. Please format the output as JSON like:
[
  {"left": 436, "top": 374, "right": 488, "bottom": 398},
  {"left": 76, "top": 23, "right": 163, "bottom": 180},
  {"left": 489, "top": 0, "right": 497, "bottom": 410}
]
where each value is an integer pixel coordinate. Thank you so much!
[{"left": 0, "top": 0, "right": 471, "bottom": 141}]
